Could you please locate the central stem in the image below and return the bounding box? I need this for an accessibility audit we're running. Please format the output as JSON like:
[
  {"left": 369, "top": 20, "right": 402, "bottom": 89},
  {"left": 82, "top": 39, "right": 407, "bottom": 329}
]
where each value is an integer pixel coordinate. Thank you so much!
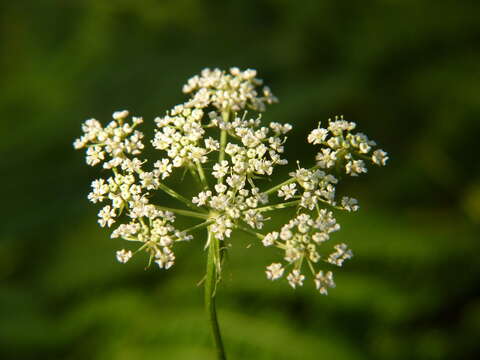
[
  {"left": 205, "top": 228, "right": 227, "bottom": 359},
  {"left": 217, "top": 110, "right": 229, "bottom": 184}
]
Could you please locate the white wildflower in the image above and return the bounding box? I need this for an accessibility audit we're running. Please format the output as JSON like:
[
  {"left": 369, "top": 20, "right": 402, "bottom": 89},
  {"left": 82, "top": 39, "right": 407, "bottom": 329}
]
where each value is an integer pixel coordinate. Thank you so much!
[
  {"left": 86, "top": 146, "right": 105, "bottom": 166},
  {"left": 328, "top": 119, "right": 356, "bottom": 135},
  {"left": 211, "top": 216, "right": 233, "bottom": 240},
  {"left": 278, "top": 183, "right": 297, "bottom": 200},
  {"left": 121, "top": 158, "right": 143, "bottom": 173},
  {"left": 154, "top": 158, "right": 173, "bottom": 179},
  {"left": 327, "top": 243, "right": 353, "bottom": 266},
  {"left": 315, "top": 271, "right": 335, "bottom": 295},
  {"left": 74, "top": 68, "right": 388, "bottom": 296},
  {"left": 205, "top": 137, "right": 220, "bottom": 151},
  {"left": 226, "top": 174, "right": 245, "bottom": 189},
  {"left": 98, "top": 205, "right": 116, "bottom": 227},
  {"left": 315, "top": 148, "right": 337, "bottom": 169},
  {"left": 155, "top": 247, "right": 175, "bottom": 269},
  {"left": 341, "top": 197, "right": 359, "bottom": 212},
  {"left": 266, "top": 263, "right": 284, "bottom": 280},
  {"left": 287, "top": 270, "right": 305, "bottom": 288},
  {"left": 243, "top": 209, "right": 264, "bottom": 229},
  {"left": 262, "top": 232, "right": 278, "bottom": 247},
  {"left": 113, "top": 110, "right": 129, "bottom": 121},
  {"left": 308, "top": 128, "right": 328, "bottom": 144},
  {"left": 88, "top": 179, "right": 109, "bottom": 203},
  {"left": 345, "top": 159, "right": 367, "bottom": 176},
  {"left": 372, "top": 149, "right": 389, "bottom": 166},
  {"left": 116, "top": 249, "right": 132, "bottom": 263},
  {"left": 215, "top": 183, "right": 227, "bottom": 193},
  {"left": 140, "top": 171, "right": 159, "bottom": 190},
  {"left": 192, "top": 191, "right": 212, "bottom": 206},
  {"left": 212, "top": 161, "right": 229, "bottom": 179}
]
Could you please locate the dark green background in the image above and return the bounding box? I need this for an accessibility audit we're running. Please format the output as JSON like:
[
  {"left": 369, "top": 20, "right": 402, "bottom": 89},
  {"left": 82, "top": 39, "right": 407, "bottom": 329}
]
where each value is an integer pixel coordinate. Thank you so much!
[{"left": 1, "top": 1, "right": 479, "bottom": 359}]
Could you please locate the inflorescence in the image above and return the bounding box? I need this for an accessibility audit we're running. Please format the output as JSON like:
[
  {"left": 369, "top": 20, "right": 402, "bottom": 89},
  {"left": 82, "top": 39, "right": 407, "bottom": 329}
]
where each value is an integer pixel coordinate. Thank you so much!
[{"left": 74, "top": 67, "right": 388, "bottom": 294}]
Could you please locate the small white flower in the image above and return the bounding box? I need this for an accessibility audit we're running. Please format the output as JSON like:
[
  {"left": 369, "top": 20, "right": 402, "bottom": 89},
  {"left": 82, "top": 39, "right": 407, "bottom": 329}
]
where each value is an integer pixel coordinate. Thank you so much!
[
  {"left": 121, "top": 158, "right": 143, "bottom": 173},
  {"left": 154, "top": 158, "right": 173, "bottom": 179},
  {"left": 113, "top": 110, "right": 129, "bottom": 121},
  {"left": 116, "top": 249, "right": 132, "bottom": 263},
  {"left": 327, "top": 243, "right": 353, "bottom": 266},
  {"left": 110, "top": 195, "right": 124, "bottom": 209},
  {"left": 225, "top": 143, "right": 240, "bottom": 156},
  {"left": 226, "top": 174, "right": 245, "bottom": 189},
  {"left": 98, "top": 205, "right": 116, "bottom": 227},
  {"left": 155, "top": 247, "right": 175, "bottom": 269},
  {"left": 244, "top": 209, "right": 264, "bottom": 229},
  {"left": 172, "top": 156, "right": 183, "bottom": 167},
  {"left": 315, "top": 148, "right": 337, "bottom": 169},
  {"left": 300, "top": 191, "right": 317, "bottom": 210},
  {"left": 212, "top": 161, "right": 229, "bottom": 179},
  {"left": 315, "top": 271, "right": 335, "bottom": 295},
  {"left": 88, "top": 179, "right": 109, "bottom": 203},
  {"left": 328, "top": 119, "right": 356, "bottom": 135},
  {"left": 192, "top": 191, "right": 212, "bottom": 206},
  {"left": 341, "top": 197, "right": 359, "bottom": 212},
  {"left": 215, "top": 183, "right": 227, "bottom": 193},
  {"left": 307, "top": 128, "right": 328, "bottom": 144},
  {"left": 287, "top": 270, "right": 305, "bottom": 288},
  {"left": 205, "top": 137, "right": 220, "bottom": 151},
  {"left": 359, "top": 142, "right": 371, "bottom": 154},
  {"left": 140, "top": 171, "right": 159, "bottom": 190},
  {"left": 372, "top": 149, "right": 389, "bottom": 166},
  {"left": 86, "top": 146, "right": 105, "bottom": 166},
  {"left": 262, "top": 232, "right": 278, "bottom": 247},
  {"left": 73, "top": 137, "right": 86, "bottom": 149},
  {"left": 211, "top": 216, "right": 233, "bottom": 240},
  {"left": 210, "top": 194, "right": 228, "bottom": 210},
  {"left": 345, "top": 159, "right": 367, "bottom": 176},
  {"left": 278, "top": 183, "right": 297, "bottom": 200},
  {"left": 132, "top": 116, "right": 143, "bottom": 124},
  {"left": 266, "top": 263, "right": 284, "bottom": 280}
]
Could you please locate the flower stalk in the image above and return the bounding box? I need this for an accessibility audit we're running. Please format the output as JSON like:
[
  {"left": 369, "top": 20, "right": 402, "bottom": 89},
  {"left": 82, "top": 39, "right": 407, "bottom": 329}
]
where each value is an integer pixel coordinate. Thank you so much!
[
  {"left": 157, "top": 182, "right": 200, "bottom": 211},
  {"left": 154, "top": 205, "right": 208, "bottom": 219},
  {"left": 256, "top": 200, "right": 300, "bottom": 213},
  {"left": 205, "top": 228, "right": 226, "bottom": 360}
]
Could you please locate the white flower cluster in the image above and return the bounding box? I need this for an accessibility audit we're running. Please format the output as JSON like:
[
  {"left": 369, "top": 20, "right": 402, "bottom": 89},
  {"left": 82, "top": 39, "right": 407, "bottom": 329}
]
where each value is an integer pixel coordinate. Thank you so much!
[
  {"left": 74, "top": 67, "right": 388, "bottom": 295},
  {"left": 73, "top": 111, "right": 144, "bottom": 168},
  {"left": 261, "top": 116, "right": 388, "bottom": 292},
  {"left": 182, "top": 67, "right": 278, "bottom": 112},
  {"left": 308, "top": 116, "right": 388, "bottom": 176},
  {"left": 188, "top": 115, "right": 292, "bottom": 239},
  {"left": 287, "top": 168, "right": 339, "bottom": 210},
  {"left": 74, "top": 111, "right": 189, "bottom": 269},
  {"left": 263, "top": 211, "right": 348, "bottom": 294},
  {"left": 152, "top": 107, "right": 207, "bottom": 168}
]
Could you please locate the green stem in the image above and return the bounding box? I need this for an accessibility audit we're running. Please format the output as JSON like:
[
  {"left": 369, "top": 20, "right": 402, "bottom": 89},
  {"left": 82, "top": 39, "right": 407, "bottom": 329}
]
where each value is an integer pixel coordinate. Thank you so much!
[
  {"left": 263, "top": 164, "right": 320, "bottom": 196},
  {"left": 219, "top": 129, "right": 227, "bottom": 163},
  {"left": 263, "top": 177, "right": 295, "bottom": 196},
  {"left": 205, "top": 228, "right": 227, "bottom": 359},
  {"left": 188, "top": 165, "right": 203, "bottom": 189},
  {"left": 235, "top": 224, "right": 264, "bottom": 240},
  {"left": 155, "top": 205, "right": 209, "bottom": 220},
  {"left": 256, "top": 200, "right": 300, "bottom": 213},
  {"left": 181, "top": 219, "right": 214, "bottom": 234},
  {"left": 218, "top": 110, "right": 229, "bottom": 183},
  {"left": 157, "top": 182, "right": 203, "bottom": 212},
  {"left": 195, "top": 160, "right": 209, "bottom": 189}
]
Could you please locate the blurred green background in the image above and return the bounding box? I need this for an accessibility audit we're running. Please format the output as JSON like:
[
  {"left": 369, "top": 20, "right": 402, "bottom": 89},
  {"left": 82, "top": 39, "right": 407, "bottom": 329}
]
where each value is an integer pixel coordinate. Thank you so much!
[{"left": 1, "top": 0, "right": 480, "bottom": 359}]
